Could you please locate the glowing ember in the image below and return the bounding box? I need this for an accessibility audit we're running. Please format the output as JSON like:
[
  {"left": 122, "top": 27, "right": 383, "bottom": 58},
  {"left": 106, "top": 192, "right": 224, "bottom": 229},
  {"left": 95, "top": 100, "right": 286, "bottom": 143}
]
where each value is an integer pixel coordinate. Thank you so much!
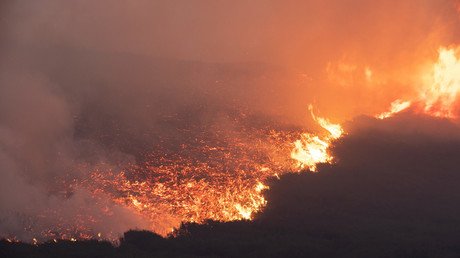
[
  {"left": 4, "top": 45, "right": 460, "bottom": 243},
  {"left": 81, "top": 128, "right": 298, "bottom": 236},
  {"left": 79, "top": 106, "right": 346, "bottom": 238}
]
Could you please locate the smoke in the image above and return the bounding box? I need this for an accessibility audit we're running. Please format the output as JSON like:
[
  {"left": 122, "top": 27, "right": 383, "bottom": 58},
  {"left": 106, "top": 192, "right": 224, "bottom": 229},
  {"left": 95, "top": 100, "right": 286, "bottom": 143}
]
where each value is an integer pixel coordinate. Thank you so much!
[
  {"left": 2, "top": 0, "right": 460, "bottom": 121},
  {"left": 1, "top": 0, "right": 460, "bottom": 241},
  {"left": 0, "top": 70, "right": 154, "bottom": 240}
]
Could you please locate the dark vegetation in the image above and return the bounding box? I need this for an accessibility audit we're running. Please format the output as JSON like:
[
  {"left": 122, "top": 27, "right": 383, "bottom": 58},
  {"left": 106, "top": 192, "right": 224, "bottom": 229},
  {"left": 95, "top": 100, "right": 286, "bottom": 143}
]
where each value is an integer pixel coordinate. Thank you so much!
[{"left": 3, "top": 114, "right": 460, "bottom": 257}]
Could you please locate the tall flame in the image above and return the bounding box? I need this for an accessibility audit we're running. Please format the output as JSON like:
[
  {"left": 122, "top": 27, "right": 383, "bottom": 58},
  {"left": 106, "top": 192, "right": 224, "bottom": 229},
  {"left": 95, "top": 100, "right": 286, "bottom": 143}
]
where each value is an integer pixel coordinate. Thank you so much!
[
  {"left": 421, "top": 47, "right": 460, "bottom": 118},
  {"left": 6, "top": 45, "right": 460, "bottom": 243},
  {"left": 375, "top": 46, "right": 460, "bottom": 120},
  {"left": 292, "top": 46, "right": 460, "bottom": 173}
]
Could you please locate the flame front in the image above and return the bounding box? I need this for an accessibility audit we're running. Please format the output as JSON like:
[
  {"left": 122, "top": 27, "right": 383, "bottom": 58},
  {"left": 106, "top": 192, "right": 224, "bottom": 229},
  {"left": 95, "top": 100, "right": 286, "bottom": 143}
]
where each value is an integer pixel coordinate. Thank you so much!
[
  {"left": 82, "top": 105, "right": 347, "bottom": 238},
  {"left": 376, "top": 46, "right": 460, "bottom": 120},
  {"left": 292, "top": 46, "right": 460, "bottom": 174},
  {"left": 81, "top": 128, "right": 298, "bottom": 237},
  {"left": 7, "top": 45, "right": 460, "bottom": 243},
  {"left": 290, "top": 105, "right": 343, "bottom": 172}
]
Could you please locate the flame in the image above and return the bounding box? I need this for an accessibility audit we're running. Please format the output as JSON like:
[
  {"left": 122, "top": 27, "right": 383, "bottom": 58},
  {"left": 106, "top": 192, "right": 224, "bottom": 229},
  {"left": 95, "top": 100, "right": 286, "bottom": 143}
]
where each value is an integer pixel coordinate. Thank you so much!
[
  {"left": 74, "top": 128, "right": 298, "bottom": 238},
  {"left": 291, "top": 135, "right": 332, "bottom": 171},
  {"left": 81, "top": 108, "right": 346, "bottom": 238},
  {"left": 376, "top": 46, "right": 460, "bottom": 119},
  {"left": 420, "top": 47, "right": 460, "bottom": 118},
  {"left": 5, "top": 45, "right": 460, "bottom": 243},
  {"left": 292, "top": 46, "right": 460, "bottom": 175},
  {"left": 290, "top": 105, "right": 343, "bottom": 172},
  {"left": 377, "top": 99, "right": 412, "bottom": 119}
]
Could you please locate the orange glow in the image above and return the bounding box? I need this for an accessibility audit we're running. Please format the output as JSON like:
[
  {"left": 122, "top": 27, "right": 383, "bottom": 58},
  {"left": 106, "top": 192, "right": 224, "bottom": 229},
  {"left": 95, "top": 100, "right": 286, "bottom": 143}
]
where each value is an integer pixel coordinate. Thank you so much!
[
  {"left": 377, "top": 46, "right": 460, "bottom": 119},
  {"left": 75, "top": 129, "right": 299, "bottom": 238},
  {"left": 291, "top": 135, "right": 332, "bottom": 171},
  {"left": 9, "top": 46, "right": 460, "bottom": 243},
  {"left": 292, "top": 46, "right": 460, "bottom": 176},
  {"left": 377, "top": 99, "right": 412, "bottom": 119},
  {"left": 420, "top": 47, "right": 460, "bottom": 118},
  {"left": 309, "top": 105, "right": 344, "bottom": 139},
  {"left": 290, "top": 105, "right": 343, "bottom": 172}
]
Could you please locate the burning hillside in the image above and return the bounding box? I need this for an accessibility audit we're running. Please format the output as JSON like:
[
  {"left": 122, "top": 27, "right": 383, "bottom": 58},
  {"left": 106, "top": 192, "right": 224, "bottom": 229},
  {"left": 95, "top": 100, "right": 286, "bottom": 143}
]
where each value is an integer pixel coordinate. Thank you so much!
[
  {"left": 1, "top": 0, "right": 460, "bottom": 248},
  {"left": 5, "top": 44, "right": 457, "bottom": 243}
]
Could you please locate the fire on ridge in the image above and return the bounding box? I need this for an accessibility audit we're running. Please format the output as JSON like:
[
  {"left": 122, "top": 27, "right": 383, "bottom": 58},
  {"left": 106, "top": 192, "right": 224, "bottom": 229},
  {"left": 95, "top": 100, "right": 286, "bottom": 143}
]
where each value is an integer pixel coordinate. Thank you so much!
[
  {"left": 4, "top": 45, "right": 460, "bottom": 244},
  {"left": 88, "top": 46, "right": 460, "bottom": 240}
]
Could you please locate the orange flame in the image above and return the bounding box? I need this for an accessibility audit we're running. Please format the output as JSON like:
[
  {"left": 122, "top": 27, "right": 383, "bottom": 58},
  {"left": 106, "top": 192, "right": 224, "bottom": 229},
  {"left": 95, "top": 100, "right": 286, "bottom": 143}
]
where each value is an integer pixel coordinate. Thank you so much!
[
  {"left": 292, "top": 46, "right": 460, "bottom": 175},
  {"left": 377, "top": 99, "right": 412, "bottom": 119},
  {"left": 377, "top": 46, "right": 460, "bottom": 119},
  {"left": 421, "top": 46, "right": 460, "bottom": 118},
  {"left": 7, "top": 45, "right": 460, "bottom": 243},
  {"left": 290, "top": 105, "right": 343, "bottom": 171}
]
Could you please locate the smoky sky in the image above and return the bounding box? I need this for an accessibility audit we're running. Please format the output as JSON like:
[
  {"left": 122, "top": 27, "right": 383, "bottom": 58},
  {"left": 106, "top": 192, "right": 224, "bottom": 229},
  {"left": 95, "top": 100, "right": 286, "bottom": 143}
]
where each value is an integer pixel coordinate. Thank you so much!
[
  {"left": 2, "top": 0, "right": 459, "bottom": 63},
  {"left": 1, "top": 0, "right": 460, "bottom": 241},
  {"left": 2, "top": 0, "right": 460, "bottom": 120}
]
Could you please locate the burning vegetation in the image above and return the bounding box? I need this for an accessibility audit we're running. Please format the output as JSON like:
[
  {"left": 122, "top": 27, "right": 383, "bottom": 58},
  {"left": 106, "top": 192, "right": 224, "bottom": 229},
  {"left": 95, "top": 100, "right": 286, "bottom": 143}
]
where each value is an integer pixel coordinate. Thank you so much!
[
  {"left": 4, "top": 45, "right": 458, "bottom": 244},
  {"left": 1, "top": 0, "right": 460, "bottom": 247}
]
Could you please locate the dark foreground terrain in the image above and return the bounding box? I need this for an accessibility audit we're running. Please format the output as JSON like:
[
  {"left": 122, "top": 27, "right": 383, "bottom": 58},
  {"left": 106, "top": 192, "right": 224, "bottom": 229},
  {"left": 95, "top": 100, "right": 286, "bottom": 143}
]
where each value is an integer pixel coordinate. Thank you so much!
[{"left": 3, "top": 114, "right": 460, "bottom": 258}]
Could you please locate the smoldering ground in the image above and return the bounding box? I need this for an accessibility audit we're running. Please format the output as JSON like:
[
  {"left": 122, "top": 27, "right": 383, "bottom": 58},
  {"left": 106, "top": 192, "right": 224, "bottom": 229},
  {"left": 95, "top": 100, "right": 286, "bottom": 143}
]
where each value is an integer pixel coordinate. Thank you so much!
[
  {"left": 3, "top": 112, "right": 460, "bottom": 257},
  {"left": 139, "top": 113, "right": 460, "bottom": 257},
  {"left": 1, "top": 0, "right": 460, "bottom": 245},
  {"left": 0, "top": 47, "right": 296, "bottom": 240}
]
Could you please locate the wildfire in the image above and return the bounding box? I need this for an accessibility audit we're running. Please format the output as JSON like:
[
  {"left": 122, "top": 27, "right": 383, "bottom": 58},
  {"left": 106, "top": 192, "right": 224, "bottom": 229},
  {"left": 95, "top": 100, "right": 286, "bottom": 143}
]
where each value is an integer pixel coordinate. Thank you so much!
[
  {"left": 78, "top": 104, "right": 347, "bottom": 238},
  {"left": 292, "top": 46, "right": 460, "bottom": 173},
  {"left": 377, "top": 99, "right": 412, "bottom": 119},
  {"left": 421, "top": 46, "right": 460, "bottom": 118},
  {"left": 376, "top": 46, "right": 460, "bottom": 120},
  {"left": 84, "top": 105, "right": 345, "bottom": 238},
  {"left": 290, "top": 105, "right": 343, "bottom": 171},
  {"left": 3, "top": 45, "right": 460, "bottom": 243},
  {"left": 82, "top": 128, "right": 298, "bottom": 237}
]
